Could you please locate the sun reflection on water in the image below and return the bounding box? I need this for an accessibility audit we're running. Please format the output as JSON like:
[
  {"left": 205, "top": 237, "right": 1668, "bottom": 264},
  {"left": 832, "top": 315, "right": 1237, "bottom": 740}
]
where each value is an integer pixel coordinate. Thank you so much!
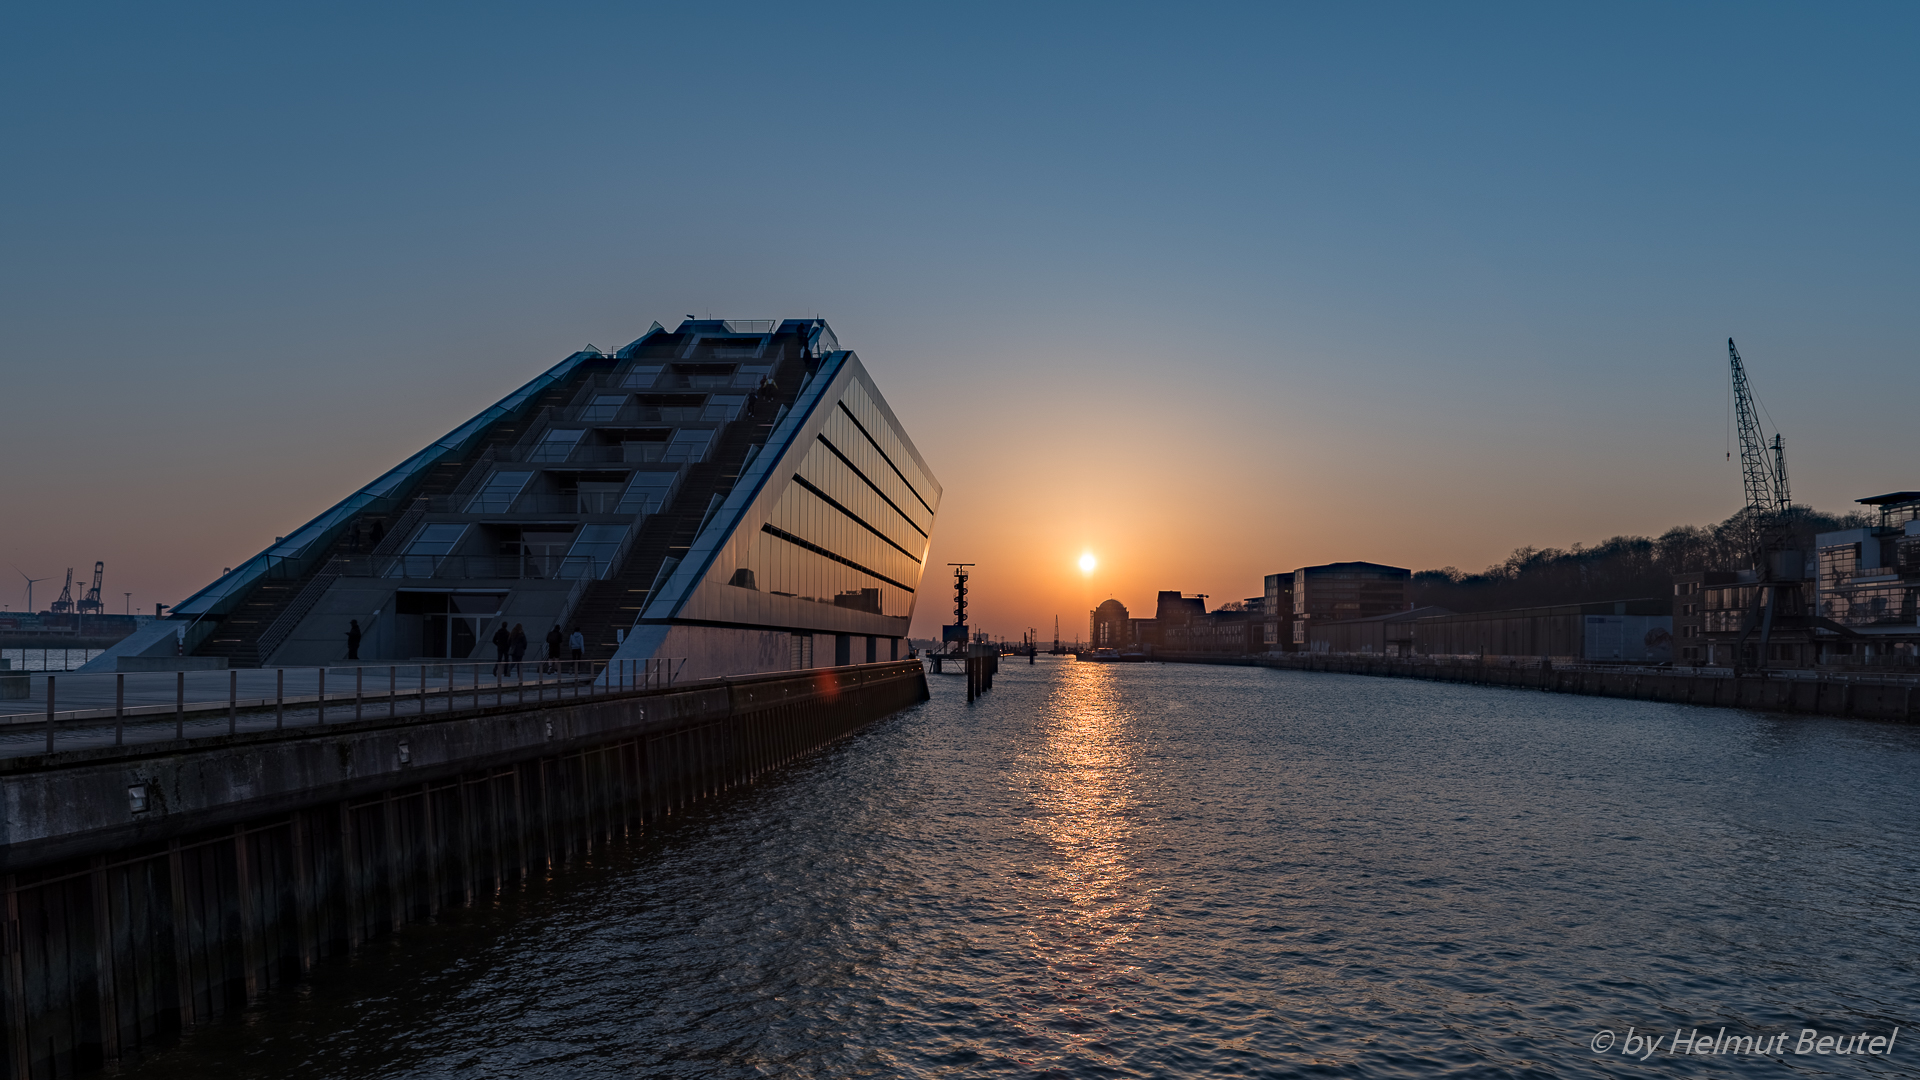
[{"left": 1003, "top": 661, "right": 1158, "bottom": 1055}]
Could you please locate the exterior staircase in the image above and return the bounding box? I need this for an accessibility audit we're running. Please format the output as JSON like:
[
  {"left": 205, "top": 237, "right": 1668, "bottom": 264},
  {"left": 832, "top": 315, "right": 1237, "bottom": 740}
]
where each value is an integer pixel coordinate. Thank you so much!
[
  {"left": 192, "top": 363, "right": 606, "bottom": 665},
  {"left": 574, "top": 351, "right": 809, "bottom": 659}
]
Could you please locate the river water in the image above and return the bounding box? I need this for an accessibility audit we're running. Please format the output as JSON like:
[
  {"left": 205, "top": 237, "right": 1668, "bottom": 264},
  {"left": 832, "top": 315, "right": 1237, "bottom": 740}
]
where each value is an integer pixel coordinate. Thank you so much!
[{"left": 117, "top": 657, "right": 1919, "bottom": 1078}]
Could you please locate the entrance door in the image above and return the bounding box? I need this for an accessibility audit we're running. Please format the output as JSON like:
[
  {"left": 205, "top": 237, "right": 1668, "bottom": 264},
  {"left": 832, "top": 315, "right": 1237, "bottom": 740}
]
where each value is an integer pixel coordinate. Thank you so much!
[{"left": 397, "top": 591, "right": 507, "bottom": 658}]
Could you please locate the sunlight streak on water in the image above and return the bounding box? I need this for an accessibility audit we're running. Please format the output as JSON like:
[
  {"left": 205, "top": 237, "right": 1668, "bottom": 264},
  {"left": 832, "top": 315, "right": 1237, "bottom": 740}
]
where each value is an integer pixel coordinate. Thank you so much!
[{"left": 116, "top": 658, "right": 1920, "bottom": 1079}]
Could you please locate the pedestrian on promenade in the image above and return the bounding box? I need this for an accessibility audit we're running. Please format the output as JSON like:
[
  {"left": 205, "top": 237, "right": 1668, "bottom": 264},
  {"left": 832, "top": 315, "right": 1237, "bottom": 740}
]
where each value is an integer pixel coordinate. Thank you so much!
[
  {"left": 491, "top": 623, "right": 512, "bottom": 677},
  {"left": 569, "top": 626, "right": 585, "bottom": 672},
  {"left": 346, "top": 619, "right": 362, "bottom": 660},
  {"left": 509, "top": 624, "right": 527, "bottom": 678},
  {"left": 545, "top": 624, "right": 564, "bottom": 674}
]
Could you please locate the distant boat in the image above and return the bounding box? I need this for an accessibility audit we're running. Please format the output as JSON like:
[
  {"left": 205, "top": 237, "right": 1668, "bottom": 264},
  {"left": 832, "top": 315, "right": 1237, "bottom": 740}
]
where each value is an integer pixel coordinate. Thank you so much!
[{"left": 1082, "top": 648, "right": 1122, "bottom": 662}]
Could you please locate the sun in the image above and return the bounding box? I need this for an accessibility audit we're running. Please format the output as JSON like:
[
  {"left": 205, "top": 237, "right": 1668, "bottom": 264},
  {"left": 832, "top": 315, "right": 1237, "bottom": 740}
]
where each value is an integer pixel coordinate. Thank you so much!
[{"left": 1078, "top": 552, "right": 1097, "bottom": 574}]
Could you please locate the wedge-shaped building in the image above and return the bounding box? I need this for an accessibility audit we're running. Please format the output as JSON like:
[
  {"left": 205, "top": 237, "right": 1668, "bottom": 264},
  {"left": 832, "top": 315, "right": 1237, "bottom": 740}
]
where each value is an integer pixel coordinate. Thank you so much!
[{"left": 92, "top": 319, "right": 939, "bottom": 679}]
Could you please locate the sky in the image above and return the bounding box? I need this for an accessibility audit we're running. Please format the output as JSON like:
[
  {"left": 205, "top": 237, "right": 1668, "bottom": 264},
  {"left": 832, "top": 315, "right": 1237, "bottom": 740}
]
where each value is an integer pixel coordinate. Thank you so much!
[{"left": 2, "top": 2, "right": 1915, "bottom": 641}]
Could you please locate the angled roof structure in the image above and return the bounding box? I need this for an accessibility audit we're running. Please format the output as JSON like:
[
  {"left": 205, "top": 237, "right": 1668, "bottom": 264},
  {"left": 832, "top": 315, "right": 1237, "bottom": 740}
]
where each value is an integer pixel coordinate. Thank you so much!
[{"left": 86, "top": 319, "right": 939, "bottom": 679}]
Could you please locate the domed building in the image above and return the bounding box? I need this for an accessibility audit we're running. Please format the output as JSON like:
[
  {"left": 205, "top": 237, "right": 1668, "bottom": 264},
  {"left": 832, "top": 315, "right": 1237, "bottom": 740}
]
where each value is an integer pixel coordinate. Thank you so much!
[{"left": 1090, "top": 598, "right": 1131, "bottom": 648}]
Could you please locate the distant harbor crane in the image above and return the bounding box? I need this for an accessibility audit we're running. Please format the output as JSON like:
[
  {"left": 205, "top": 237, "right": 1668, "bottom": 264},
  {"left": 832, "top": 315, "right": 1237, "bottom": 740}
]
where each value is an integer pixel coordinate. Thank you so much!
[
  {"left": 76, "top": 561, "right": 104, "bottom": 615},
  {"left": 1728, "top": 338, "right": 1798, "bottom": 665},
  {"left": 48, "top": 569, "right": 75, "bottom": 615}
]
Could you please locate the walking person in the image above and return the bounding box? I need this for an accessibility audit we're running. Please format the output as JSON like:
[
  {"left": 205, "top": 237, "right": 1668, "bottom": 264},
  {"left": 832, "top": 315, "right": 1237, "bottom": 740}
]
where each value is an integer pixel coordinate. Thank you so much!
[
  {"left": 509, "top": 623, "right": 528, "bottom": 679},
  {"left": 491, "top": 622, "right": 512, "bottom": 677},
  {"left": 346, "top": 619, "right": 362, "bottom": 660},
  {"left": 568, "top": 625, "right": 585, "bottom": 673},
  {"left": 545, "top": 624, "right": 564, "bottom": 675}
]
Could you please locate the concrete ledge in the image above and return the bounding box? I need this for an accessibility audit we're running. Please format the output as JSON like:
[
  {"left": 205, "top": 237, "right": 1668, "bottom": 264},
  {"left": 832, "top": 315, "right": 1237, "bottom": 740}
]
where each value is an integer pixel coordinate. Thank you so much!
[
  {"left": 115, "top": 655, "right": 229, "bottom": 672},
  {"left": 0, "top": 660, "right": 928, "bottom": 872}
]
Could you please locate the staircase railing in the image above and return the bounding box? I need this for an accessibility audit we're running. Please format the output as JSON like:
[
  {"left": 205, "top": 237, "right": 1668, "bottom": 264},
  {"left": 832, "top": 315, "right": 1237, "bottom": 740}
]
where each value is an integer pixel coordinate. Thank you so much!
[
  {"left": 507, "top": 408, "right": 555, "bottom": 462},
  {"left": 440, "top": 447, "right": 497, "bottom": 513},
  {"left": 554, "top": 573, "right": 593, "bottom": 637},
  {"left": 253, "top": 498, "right": 426, "bottom": 666}
]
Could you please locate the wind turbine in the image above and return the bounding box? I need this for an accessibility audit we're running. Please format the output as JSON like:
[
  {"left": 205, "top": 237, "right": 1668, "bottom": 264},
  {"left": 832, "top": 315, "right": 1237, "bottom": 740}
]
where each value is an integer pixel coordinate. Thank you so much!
[{"left": 13, "top": 567, "right": 49, "bottom": 614}]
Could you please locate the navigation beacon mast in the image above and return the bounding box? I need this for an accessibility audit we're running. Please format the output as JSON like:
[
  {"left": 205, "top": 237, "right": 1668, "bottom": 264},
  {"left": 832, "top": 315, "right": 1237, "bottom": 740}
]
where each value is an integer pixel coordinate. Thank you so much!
[{"left": 944, "top": 564, "right": 974, "bottom": 653}]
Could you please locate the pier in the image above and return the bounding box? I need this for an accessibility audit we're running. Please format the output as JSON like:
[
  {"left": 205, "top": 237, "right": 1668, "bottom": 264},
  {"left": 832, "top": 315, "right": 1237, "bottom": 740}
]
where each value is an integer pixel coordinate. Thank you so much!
[{"left": 0, "top": 659, "right": 928, "bottom": 1078}]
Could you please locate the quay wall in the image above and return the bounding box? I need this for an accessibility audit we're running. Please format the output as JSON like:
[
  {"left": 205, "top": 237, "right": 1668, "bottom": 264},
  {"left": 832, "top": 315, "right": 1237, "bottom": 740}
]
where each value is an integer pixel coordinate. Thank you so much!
[
  {"left": 1153, "top": 653, "right": 1920, "bottom": 723},
  {"left": 0, "top": 660, "right": 928, "bottom": 1079}
]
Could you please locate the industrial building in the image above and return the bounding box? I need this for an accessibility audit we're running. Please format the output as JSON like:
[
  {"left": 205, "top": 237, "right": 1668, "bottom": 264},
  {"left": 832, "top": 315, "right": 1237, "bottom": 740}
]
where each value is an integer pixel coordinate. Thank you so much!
[
  {"left": 1305, "top": 606, "right": 1451, "bottom": 656},
  {"left": 1262, "top": 573, "right": 1294, "bottom": 652},
  {"left": 89, "top": 319, "right": 940, "bottom": 680},
  {"left": 1811, "top": 491, "right": 1920, "bottom": 664},
  {"left": 1090, "top": 598, "right": 1132, "bottom": 648},
  {"left": 1671, "top": 571, "right": 1739, "bottom": 664},
  {"left": 1163, "top": 596, "right": 1265, "bottom": 654},
  {"left": 1410, "top": 599, "right": 1672, "bottom": 662},
  {"left": 1292, "top": 561, "right": 1411, "bottom": 647}
]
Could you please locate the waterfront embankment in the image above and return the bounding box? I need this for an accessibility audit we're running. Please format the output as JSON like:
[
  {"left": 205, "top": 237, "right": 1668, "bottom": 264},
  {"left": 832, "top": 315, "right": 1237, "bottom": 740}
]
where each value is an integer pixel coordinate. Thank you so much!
[
  {"left": 106, "top": 656, "right": 1920, "bottom": 1080},
  {"left": 0, "top": 660, "right": 927, "bottom": 1079},
  {"left": 1155, "top": 652, "right": 1920, "bottom": 721}
]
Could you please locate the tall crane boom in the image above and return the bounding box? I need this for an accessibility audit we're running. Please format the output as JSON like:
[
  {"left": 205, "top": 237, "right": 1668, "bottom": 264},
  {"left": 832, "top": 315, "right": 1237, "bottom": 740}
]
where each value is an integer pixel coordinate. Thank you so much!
[
  {"left": 49, "top": 568, "right": 75, "bottom": 614},
  {"left": 1728, "top": 338, "right": 1786, "bottom": 520},
  {"left": 77, "top": 561, "right": 104, "bottom": 614}
]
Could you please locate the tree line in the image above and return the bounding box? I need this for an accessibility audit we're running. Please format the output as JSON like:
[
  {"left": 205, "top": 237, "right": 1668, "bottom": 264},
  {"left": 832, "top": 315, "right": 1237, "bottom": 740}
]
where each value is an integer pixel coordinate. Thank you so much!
[{"left": 1410, "top": 506, "right": 1874, "bottom": 613}]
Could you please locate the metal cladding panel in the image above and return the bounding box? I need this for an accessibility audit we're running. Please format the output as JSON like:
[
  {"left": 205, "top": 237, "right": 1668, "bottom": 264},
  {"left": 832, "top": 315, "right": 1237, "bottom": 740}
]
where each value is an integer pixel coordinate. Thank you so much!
[{"left": 638, "top": 351, "right": 940, "bottom": 638}]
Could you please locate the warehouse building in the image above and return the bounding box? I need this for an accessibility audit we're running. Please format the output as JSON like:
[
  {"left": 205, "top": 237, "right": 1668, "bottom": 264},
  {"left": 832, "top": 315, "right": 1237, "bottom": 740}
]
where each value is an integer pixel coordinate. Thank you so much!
[{"left": 1411, "top": 599, "right": 1672, "bottom": 662}]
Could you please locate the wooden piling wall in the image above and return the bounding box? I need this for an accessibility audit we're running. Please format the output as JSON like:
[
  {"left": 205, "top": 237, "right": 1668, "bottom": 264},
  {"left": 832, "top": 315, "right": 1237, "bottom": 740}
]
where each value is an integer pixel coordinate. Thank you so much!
[{"left": 0, "top": 661, "right": 927, "bottom": 1078}]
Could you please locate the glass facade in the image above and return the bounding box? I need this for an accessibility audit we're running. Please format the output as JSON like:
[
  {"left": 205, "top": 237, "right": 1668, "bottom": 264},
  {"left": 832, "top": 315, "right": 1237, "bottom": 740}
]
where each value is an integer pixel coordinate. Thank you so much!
[
  {"left": 1818, "top": 536, "right": 1920, "bottom": 628},
  {"left": 721, "top": 393, "right": 934, "bottom": 618},
  {"left": 641, "top": 346, "right": 941, "bottom": 645}
]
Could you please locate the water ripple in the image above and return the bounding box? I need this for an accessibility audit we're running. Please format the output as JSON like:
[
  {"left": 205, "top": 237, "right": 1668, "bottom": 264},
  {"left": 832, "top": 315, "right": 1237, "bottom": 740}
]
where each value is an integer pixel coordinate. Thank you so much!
[{"left": 118, "top": 660, "right": 1920, "bottom": 1079}]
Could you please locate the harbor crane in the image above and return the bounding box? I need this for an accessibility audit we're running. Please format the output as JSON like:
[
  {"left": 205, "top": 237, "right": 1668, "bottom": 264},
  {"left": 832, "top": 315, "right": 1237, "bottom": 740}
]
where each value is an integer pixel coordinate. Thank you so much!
[
  {"left": 1729, "top": 338, "right": 1792, "bottom": 545},
  {"left": 48, "top": 568, "right": 75, "bottom": 615},
  {"left": 76, "top": 562, "right": 104, "bottom": 615},
  {"left": 1728, "top": 338, "right": 1799, "bottom": 666}
]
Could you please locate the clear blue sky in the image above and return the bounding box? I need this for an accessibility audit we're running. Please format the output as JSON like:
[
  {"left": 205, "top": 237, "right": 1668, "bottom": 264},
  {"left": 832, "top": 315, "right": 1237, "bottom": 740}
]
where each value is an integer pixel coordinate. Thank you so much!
[{"left": 3, "top": 3, "right": 1915, "bottom": 634}]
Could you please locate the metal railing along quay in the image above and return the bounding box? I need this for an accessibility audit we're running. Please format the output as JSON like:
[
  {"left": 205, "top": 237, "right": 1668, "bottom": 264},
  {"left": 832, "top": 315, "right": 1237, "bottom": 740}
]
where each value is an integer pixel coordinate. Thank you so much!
[{"left": 0, "top": 659, "right": 684, "bottom": 759}]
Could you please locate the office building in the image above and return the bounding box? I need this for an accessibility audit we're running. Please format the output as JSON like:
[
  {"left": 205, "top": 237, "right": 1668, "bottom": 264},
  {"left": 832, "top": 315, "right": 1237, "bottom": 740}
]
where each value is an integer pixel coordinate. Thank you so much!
[{"left": 104, "top": 319, "right": 939, "bottom": 680}]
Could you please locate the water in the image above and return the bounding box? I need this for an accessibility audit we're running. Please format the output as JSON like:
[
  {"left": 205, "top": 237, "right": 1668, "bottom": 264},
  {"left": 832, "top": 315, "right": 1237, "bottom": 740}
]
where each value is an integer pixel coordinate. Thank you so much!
[
  {"left": 117, "top": 658, "right": 1920, "bottom": 1078},
  {"left": 1, "top": 647, "right": 106, "bottom": 671}
]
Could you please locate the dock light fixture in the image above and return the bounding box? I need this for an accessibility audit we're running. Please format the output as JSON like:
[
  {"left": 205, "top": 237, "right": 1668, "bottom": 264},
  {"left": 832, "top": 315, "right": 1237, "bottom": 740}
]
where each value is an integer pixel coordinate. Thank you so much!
[{"left": 127, "top": 784, "right": 149, "bottom": 814}]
